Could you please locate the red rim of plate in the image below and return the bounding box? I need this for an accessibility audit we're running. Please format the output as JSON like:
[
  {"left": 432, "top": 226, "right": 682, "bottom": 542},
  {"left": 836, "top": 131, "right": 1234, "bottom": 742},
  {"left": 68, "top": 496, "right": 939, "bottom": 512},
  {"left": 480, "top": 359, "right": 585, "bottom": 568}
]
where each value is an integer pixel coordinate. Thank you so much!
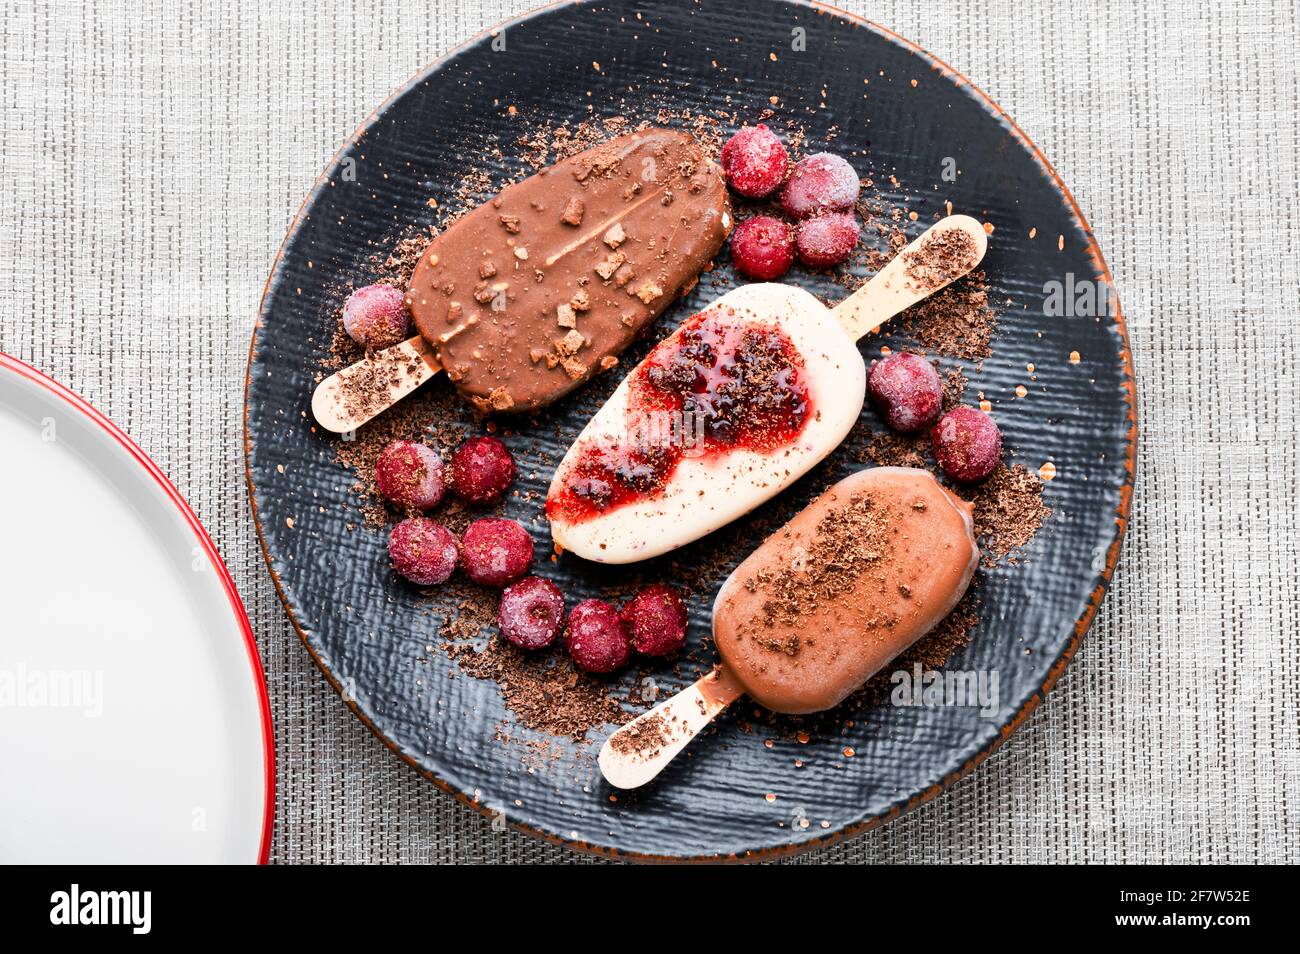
[{"left": 0, "top": 350, "right": 275, "bottom": 864}]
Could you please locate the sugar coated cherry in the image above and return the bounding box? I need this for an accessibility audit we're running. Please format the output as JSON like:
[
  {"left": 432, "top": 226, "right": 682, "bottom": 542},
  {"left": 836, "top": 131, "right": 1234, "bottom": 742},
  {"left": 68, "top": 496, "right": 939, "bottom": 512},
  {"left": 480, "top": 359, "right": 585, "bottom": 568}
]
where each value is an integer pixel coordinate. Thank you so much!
[
  {"left": 720, "top": 124, "right": 790, "bottom": 199},
  {"left": 374, "top": 440, "right": 445, "bottom": 510},
  {"left": 794, "top": 212, "right": 860, "bottom": 268},
  {"left": 388, "top": 517, "right": 458, "bottom": 586},
  {"left": 931, "top": 406, "right": 1002, "bottom": 483},
  {"left": 342, "top": 284, "right": 410, "bottom": 350},
  {"left": 448, "top": 436, "right": 516, "bottom": 505},
  {"left": 780, "top": 153, "right": 860, "bottom": 219},
  {"left": 867, "top": 352, "right": 944, "bottom": 433},
  {"left": 730, "top": 216, "right": 795, "bottom": 280},
  {"left": 459, "top": 517, "right": 534, "bottom": 586},
  {"left": 498, "top": 576, "right": 565, "bottom": 649},
  {"left": 620, "top": 584, "right": 688, "bottom": 657},
  {"left": 565, "top": 599, "right": 631, "bottom": 673}
]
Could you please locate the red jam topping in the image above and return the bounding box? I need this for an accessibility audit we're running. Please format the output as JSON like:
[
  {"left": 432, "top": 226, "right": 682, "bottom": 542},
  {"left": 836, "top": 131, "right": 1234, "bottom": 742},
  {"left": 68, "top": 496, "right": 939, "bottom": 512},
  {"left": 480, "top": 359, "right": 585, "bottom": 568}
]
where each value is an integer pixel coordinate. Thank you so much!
[{"left": 547, "top": 310, "right": 811, "bottom": 523}]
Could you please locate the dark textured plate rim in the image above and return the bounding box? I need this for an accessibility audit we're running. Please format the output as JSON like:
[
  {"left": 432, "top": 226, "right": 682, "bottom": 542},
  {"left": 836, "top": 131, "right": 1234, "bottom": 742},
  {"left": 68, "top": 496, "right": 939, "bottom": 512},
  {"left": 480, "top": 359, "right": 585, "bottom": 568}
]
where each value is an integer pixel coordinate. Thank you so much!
[{"left": 244, "top": 0, "right": 1138, "bottom": 863}]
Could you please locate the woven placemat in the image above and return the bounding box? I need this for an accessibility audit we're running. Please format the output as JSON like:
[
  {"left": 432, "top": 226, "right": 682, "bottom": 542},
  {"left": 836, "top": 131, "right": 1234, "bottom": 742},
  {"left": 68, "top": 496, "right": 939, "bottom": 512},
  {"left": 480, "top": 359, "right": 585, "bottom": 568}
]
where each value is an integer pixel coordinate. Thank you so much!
[{"left": 2, "top": 0, "right": 1296, "bottom": 863}]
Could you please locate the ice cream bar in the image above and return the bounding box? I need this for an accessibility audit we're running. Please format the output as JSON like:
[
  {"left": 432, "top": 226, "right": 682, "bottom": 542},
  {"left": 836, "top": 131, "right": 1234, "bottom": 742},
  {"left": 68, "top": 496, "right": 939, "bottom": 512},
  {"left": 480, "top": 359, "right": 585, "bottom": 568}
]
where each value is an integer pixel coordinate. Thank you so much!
[
  {"left": 406, "top": 128, "right": 731, "bottom": 413},
  {"left": 597, "top": 466, "right": 978, "bottom": 789},
  {"left": 712, "top": 466, "right": 978, "bottom": 713},
  {"left": 547, "top": 215, "right": 988, "bottom": 562},
  {"left": 547, "top": 282, "right": 866, "bottom": 561}
]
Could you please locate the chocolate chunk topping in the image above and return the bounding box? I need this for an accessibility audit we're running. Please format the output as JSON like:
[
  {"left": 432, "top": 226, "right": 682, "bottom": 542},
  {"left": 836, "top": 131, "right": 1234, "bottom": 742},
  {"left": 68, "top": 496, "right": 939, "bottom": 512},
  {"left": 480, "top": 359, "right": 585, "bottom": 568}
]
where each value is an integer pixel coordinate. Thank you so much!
[{"left": 560, "top": 196, "right": 585, "bottom": 226}]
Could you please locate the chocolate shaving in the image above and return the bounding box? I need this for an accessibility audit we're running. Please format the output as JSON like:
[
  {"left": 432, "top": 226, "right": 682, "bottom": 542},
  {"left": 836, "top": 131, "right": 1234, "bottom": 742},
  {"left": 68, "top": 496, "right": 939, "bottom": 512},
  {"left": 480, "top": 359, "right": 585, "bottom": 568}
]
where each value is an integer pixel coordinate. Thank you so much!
[
  {"left": 899, "top": 272, "right": 998, "bottom": 362},
  {"left": 608, "top": 711, "right": 674, "bottom": 758},
  {"left": 961, "top": 463, "right": 1053, "bottom": 565},
  {"left": 746, "top": 493, "right": 887, "bottom": 655},
  {"left": 903, "top": 227, "right": 980, "bottom": 292},
  {"left": 445, "top": 636, "right": 629, "bottom": 741}
]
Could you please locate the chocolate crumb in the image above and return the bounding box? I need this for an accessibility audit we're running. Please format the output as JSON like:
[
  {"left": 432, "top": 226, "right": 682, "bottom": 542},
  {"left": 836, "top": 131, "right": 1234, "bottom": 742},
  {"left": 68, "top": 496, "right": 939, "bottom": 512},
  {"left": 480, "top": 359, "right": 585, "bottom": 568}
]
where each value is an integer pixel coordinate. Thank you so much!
[
  {"left": 445, "top": 636, "right": 629, "bottom": 741},
  {"left": 560, "top": 196, "right": 585, "bottom": 226},
  {"left": 960, "top": 463, "right": 1053, "bottom": 565},
  {"left": 556, "top": 329, "right": 586, "bottom": 356},
  {"left": 634, "top": 280, "right": 663, "bottom": 304},
  {"left": 603, "top": 223, "right": 627, "bottom": 248},
  {"left": 487, "top": 387, "right": 515, "bottom": 412},
  {"left": 900, "top": 272, "right": 998, "bottom": 362},
  {"left": 608, "top": 711, "right": 673, "bottom": 758},
  {"left": 903, "top": 227, "right": 980, "bottom": 292}
]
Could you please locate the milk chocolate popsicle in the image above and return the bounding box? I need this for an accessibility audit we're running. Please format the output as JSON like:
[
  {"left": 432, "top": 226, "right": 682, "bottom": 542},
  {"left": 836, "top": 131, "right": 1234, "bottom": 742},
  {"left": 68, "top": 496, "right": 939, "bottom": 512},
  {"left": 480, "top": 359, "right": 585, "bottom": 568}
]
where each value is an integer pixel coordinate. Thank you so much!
[
  {"left": 598, "top": 467, "right": 979, "bottom": 789},
  {"left": 311, "top": 129, "right": 731, "bottom": 430}
]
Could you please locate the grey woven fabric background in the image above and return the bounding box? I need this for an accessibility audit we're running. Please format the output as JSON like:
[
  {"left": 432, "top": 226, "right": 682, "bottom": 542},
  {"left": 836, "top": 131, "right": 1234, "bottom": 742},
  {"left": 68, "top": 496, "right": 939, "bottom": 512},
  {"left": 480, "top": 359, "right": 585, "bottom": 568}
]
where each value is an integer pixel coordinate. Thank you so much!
[{"left": 2, "top": 0, "right": 1297, "bottom": 863}]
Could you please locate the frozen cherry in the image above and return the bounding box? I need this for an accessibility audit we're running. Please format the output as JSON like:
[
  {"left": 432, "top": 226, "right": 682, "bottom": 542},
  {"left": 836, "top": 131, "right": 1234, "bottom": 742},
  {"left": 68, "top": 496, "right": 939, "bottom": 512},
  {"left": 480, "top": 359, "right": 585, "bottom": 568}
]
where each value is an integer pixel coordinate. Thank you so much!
[
  {"left": 730, "top": 216, "right": 795, "bottom": 280},
  {"left": 565, "top": 599, "right": 631, "bottom": 673},
  {"left": 388, "top": 517, "right": 458, "bottom": 586},
  {"left": 342, "top": 283, "right": 409, "bottom": 350},
  {"left": 620, "top": 584, "right": 688, "bottom": 657},
  {"left": 868, "top": 352, "right": 944, "bottom": 433},
  {"left": 374, "top": 440, "right": 445, "bottom": 510},
  {"left": 720, "top": 124, "right": 789, "bottom": 198},
  {"left": 931, "top": 406, "right": 1003, "bottom": 483},
  {"left": 794, "top": 212, "right": 860, "bottom": 268},
  {"left": 459, "top": 517, "right": 534, "bottom": 586},
  {"left": 498, "top": 576, "right": 565, "bottom": 649},
  {"left": 448, "top": 436, "right": 516, "bottom": 505},
  {"left": 780, "top": 153, "right": 860, "bottom": 219}
]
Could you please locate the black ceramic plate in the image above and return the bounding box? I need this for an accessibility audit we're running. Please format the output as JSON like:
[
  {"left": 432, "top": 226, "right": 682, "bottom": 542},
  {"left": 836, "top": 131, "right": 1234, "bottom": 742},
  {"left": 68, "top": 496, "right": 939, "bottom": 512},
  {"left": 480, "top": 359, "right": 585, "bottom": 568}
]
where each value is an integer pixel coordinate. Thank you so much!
[{"left": 246, "top": 0, "right": 1135, "bottom": 860}]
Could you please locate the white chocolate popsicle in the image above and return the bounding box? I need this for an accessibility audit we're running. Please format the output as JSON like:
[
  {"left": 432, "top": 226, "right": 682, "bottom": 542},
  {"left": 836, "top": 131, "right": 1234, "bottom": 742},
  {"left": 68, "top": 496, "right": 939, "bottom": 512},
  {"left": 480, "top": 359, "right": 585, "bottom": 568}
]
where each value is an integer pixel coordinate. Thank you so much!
[
  {"left": 547, "top": 282, "right": 865, "bottom": 563},
  {"left": 547, "top": 215, "right": 988, "bottom": 564}
]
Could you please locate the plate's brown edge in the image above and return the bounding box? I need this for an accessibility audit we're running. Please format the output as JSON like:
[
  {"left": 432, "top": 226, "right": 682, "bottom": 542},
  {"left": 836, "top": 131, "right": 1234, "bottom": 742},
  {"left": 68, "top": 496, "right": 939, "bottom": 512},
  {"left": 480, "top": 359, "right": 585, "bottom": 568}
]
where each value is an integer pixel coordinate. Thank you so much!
[{"left": 243, "top": 0, "right": 1138, "bottom": 864}]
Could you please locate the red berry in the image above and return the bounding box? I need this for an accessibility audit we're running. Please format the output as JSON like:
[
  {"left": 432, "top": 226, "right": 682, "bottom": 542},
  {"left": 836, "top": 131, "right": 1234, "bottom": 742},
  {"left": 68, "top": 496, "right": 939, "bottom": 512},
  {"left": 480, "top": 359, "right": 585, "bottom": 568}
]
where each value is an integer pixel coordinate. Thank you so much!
[
  {"left": 794, "top": 212, "right": 860, "bottom": 268},
  {"left": 780, "top": 153, "right": 860, "bottom": 219},
  {"left": 931, "top": 406, "right": 1002, "bottom": 483},
  {"left": 720, "top": 124, "right": 789, "bottom": 198},
  {"left": 374, "top": 440, "right": 445, "bottom": 510},
  {"left": 730, "top": 216, "right": 795, "bottom": 280},
  {"left": 459, "top": 517, "right": 534, "bottom": 586},
  {"left": 868, "top": 352, "right": 944, "bottom": 433},
  {"left": 448, "top": 436, "right": 516, "bottom": 505},
  {"left": 498, "top": 576, "right": 565, "bottom": 649},
  {"left": 565, "top": 599, "right": 631, "bottom": 673},
  {"left": 388, "top": 517, "right": 458, "bottom": 586},
  {"left": 342, "top": 284, "right": 410, "bottom": 349},
  {"left": 620, "top": 584, "right": 688, "bottom": 657}
]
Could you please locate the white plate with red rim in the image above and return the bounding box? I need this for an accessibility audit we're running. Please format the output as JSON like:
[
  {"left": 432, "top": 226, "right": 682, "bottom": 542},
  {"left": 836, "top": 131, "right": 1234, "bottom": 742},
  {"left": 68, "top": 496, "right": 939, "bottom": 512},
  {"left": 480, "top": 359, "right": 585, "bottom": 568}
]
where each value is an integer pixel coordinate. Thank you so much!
[{"left": 0, "top": 352, "right": 273, "bottom": 863}]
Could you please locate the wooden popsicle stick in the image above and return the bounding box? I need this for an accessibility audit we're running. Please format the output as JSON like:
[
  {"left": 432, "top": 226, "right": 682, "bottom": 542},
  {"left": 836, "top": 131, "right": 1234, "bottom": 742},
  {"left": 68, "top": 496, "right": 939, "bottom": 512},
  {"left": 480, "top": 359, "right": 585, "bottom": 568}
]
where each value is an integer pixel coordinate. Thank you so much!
[
  {"left": 833, "top": 214, "right": 988, "bottom": 342},
  {"left": 598, "top": 666, "right": 743, "bottom": 790},
  {"left": 310, "top": 215, "right": 985, "bottom": 434},
  {"left": 310, "top": 334, "right": 441, "bottom": 434}
]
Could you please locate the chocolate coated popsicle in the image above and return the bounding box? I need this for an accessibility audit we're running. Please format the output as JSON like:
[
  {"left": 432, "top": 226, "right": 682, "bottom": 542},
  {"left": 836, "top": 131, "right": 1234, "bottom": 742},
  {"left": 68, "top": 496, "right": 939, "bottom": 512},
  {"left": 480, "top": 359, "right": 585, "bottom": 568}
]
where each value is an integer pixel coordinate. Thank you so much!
[
  {"left": 599, "top": 466, "right": 979, "bottom": 788},
  {"left": 407, "top": 128, "right": 731, "bottom": 413},
  {"left": 713, "top": 467, "right": 978, "bottom": 714}
]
